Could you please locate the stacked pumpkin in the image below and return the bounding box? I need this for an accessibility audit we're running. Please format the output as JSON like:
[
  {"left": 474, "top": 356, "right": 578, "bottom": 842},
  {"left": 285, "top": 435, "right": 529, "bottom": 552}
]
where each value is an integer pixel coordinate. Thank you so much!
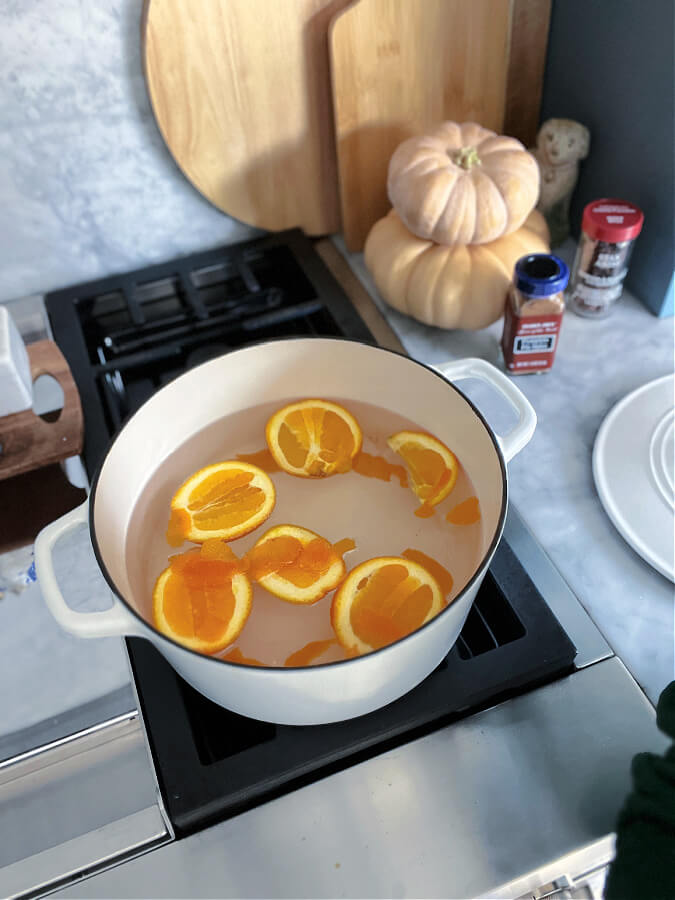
[{"left": 364, "top": 121, "right": 549, "bottom": 330}]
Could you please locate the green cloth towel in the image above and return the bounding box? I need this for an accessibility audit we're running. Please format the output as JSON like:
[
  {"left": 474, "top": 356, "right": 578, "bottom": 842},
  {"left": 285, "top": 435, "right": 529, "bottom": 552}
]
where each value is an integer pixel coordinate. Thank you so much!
[{"left": 605, "top": 681, "right": 675, "bottom": 900}]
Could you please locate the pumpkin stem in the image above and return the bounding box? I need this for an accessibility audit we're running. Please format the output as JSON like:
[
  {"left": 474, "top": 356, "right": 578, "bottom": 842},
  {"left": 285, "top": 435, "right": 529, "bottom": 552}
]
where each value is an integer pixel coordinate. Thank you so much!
[{"left": 450, "top": 146, "right": 481, "bottom": 169}]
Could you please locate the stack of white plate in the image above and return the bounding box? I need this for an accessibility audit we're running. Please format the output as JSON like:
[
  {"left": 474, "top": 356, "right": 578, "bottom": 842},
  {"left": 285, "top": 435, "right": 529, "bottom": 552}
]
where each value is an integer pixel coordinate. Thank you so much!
[{"left": 593, "top": 374, "right": 675, "bottom": 582}]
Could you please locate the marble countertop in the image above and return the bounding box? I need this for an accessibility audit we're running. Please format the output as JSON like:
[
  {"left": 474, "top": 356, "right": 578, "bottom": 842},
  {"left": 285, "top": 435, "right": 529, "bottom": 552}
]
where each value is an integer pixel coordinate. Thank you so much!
[{"left": 343, "top": 238, "right": 674, "bottom": 706}]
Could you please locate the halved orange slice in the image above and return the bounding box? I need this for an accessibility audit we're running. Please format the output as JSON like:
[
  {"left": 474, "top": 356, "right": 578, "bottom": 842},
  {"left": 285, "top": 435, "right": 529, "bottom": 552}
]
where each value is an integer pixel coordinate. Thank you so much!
[
  {"left": 331, "top": 556, "right": 443, "bottom": 655},
  {"left": 387, "top": 431, "right": 459, "bottom": 515},
  {"left": 265, "top": 399, "right": 362, "bottom": 478},
  {"left": 153, "top": 546, "right": 252, "bottom": 654},
  {"left": 166, "top": 461, "right": 275, "bottom": 545},
  {"left": 248, "top": 524, "right": 347, "bottom": 604}
]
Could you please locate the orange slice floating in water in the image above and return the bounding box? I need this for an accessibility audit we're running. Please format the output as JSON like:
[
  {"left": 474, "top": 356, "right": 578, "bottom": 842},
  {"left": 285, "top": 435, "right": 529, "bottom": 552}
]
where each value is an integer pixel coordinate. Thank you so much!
[
  {"left": 167, "top": 461, "right": 275, "bottom": 545},
  {"left": 331, "top": 556, "right": 443, "bottom": 655},
  {"left": 153, "top": 546, "right": 252, "bottom": 654},
  {"left": 248, "top": 524, "right": 347, "bottom": 604},
  {"left": 387, "top": 431, "right": 459, "bottom": 517},
  {"left": 265, "top": 399, "right": 362, "bottom": 478}
]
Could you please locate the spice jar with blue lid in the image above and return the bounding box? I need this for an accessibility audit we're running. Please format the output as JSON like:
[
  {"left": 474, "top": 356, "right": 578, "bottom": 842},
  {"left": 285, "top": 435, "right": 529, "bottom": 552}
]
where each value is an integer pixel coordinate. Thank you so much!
[{"left": 501, "top": 253, "right": 570, "bottom": 375}]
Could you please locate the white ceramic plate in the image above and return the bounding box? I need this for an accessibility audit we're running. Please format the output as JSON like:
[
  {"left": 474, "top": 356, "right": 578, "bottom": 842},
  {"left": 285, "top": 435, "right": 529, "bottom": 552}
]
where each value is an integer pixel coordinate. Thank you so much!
[{"left": 593, "top": 373, "right": 675, "bottom": 582}]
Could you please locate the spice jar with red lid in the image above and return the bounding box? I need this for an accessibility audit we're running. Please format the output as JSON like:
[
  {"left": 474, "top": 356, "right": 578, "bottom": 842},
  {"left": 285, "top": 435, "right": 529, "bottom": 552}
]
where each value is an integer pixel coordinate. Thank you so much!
[
  {"left": 568, "top": 198, "right": 644, "bottom": 318},
  {"left": 501, "top": 253, "right": 569, "bottom": 375}
]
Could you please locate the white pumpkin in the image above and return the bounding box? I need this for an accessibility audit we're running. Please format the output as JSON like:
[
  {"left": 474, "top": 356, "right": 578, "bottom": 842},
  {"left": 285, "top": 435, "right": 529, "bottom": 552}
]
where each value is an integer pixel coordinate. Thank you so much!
[
  {"left": 364, "top": 209, "right": 550, "bottom": 331},
  {"left": 387, "top": 121, "right": 540, "bottom": 245}
]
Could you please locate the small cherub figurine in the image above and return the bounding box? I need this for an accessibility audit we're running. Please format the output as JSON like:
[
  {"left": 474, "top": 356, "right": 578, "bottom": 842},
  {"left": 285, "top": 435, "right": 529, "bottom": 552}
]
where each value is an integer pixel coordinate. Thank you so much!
[{"left": 532, "top": 118, "right": 590, "bottom": 246}]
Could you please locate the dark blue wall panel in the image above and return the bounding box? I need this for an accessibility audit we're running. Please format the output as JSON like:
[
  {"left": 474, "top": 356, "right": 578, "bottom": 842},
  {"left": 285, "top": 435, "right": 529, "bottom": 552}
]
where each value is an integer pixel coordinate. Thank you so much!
[{"left": 541, "top": 0, "right": 674, "bottom": 316}]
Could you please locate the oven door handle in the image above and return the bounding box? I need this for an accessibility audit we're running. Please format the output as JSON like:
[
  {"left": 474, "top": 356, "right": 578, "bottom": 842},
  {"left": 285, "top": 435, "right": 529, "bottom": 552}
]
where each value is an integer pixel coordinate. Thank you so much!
[{"left": 35, "top": 500, "right": 141, "bottom": 639}]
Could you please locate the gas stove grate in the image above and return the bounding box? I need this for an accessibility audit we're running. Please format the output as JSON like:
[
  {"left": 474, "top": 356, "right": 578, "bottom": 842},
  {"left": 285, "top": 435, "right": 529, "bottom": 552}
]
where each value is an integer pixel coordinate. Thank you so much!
[
  {"left": 76, "top": 245, "right": 320, "bottom": 365},
  {"left": 456, "top": 585, "right": 525, "bottom": 659}
]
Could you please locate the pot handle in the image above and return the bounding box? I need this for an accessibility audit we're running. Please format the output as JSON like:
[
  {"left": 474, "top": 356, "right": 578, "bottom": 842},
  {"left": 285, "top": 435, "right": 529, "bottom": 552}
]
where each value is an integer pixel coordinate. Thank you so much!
[
  {"left": 35, "top": 500, "right": 140, "bottom": 639},
  {"left": 434, "top": 357, "right": 537, "bottom": 462}
]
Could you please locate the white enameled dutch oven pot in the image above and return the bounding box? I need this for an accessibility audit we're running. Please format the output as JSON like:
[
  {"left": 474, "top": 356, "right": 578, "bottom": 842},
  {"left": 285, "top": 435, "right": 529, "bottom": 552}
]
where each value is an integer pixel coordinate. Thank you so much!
[{"left": 36, "top": 339, "right": 535, "bottom": 726}]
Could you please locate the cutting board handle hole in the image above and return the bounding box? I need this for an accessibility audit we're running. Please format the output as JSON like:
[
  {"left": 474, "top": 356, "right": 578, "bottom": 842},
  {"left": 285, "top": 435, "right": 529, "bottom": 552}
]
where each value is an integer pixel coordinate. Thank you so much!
[{"left": 32, "top": 374, "right": 65, "bottom": 423}]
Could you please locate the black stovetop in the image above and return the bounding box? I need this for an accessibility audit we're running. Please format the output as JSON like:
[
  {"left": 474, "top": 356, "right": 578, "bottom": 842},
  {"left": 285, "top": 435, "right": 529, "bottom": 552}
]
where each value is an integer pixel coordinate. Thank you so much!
[{"left": 46, "top": 228, "right": 576, "bottom": 837}]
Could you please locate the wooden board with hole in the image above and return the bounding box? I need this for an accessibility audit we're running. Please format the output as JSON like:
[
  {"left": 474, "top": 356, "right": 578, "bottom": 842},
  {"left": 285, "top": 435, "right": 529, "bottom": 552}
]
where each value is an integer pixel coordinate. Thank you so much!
[
  {"left": 142, "top": 0, "right": 351, "bottom": 235},
  {"left": 329, "top": 0, "right": 552, "bottom": 250},
  {"left": 0, "top": 341, "right": 84, "bottom": 481}
]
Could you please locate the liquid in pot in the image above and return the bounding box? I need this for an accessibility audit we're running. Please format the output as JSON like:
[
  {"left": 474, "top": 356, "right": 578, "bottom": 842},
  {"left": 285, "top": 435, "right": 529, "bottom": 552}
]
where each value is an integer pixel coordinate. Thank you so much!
[{"left": 125, "top": 398, "right": 484, "bottom": 666}]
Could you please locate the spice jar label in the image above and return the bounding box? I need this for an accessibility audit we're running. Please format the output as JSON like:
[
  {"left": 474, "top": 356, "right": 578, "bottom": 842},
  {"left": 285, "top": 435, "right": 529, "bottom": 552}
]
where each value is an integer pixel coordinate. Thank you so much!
[
  {"left": 596, "top": 251, "right": 623, "bottom": 268},
  {"left": 501, "top": 308, "right": 564, "bottom": 373}
]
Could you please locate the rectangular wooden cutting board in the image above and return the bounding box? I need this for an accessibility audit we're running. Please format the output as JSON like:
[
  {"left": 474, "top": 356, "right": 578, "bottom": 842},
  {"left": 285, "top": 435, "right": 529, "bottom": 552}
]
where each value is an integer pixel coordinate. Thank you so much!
[{"left": 329, "top": 0, "right": 551, "bottom": 250}]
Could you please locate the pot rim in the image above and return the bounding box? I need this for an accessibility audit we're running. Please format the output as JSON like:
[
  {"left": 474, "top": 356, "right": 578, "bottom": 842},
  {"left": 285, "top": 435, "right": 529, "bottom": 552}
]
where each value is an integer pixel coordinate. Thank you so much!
[{"left": 87, "top": 337, "right": 508, "bottom": 672}]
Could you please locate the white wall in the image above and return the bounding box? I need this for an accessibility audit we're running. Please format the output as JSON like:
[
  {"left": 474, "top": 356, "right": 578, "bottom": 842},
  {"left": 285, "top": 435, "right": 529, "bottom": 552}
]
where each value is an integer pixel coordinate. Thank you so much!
[{"left": 0, "top": 0, "right": 257, "bottom": 304}]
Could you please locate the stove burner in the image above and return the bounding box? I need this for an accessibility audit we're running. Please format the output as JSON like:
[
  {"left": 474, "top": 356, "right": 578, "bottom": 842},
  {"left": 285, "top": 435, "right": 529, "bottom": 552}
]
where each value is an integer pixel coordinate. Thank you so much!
[{"left": 185, "top": 343, "right": 230, "bottom": 367}]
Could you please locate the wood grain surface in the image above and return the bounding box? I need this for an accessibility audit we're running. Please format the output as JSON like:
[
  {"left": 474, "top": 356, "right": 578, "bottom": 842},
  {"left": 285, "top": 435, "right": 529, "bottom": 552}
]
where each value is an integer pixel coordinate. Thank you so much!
[
  {"left": 503, "top": 0, "right": 553, "bottom": 147},
  {"left": 0, "top": 341, "right": 84, "bottom": 482},
  {"left": 329, "top": 0, "right": 551, "bottom": 250},
  {"left": 0, "top": 464, "right": 86, "bottom": 552},
  {"left": 142, "top": 0, "right": 350, "bottom": 235}
]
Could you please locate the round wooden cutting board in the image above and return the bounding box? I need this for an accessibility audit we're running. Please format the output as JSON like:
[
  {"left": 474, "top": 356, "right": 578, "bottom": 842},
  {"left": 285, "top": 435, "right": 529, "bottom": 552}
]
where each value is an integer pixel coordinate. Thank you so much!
[{"left": 142, "top": 0, "right": 348, "bottom": 234}]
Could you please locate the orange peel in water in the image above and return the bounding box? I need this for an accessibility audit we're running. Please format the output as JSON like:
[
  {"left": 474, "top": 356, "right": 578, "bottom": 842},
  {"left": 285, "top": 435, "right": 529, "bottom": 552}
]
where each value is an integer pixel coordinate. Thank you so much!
[
  {"left": 332, "top": 537, "right": 356, "bottom": 556},
  {"left": 235, "top": 448, "right": 280, "bottom": 473},
  {"left": 446, "top": 496, "right": 481, "bottom": 525},
  {"left": 248, "top": 524, "right": 347, "bottom": 604},
  {"left": 167, "top": 461, "right": 275, "bottom": 545},
  {"left": 352, "top": 451, "right": 408, "bottom": 487},
  {"left": 401, "top": 548, "right": 454, "bottom": 598},
  {"left": 284, "top": 638, "right": 338, "bottom": 667},
  {"left": 222, "top": 647, "right": 266, "bottom": 667},
  {"left": 265, "top": 399, "right": 362, "bottom": 478},
  {"left": 331, "top": 556, "right": 443, "bottom": 655}
]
